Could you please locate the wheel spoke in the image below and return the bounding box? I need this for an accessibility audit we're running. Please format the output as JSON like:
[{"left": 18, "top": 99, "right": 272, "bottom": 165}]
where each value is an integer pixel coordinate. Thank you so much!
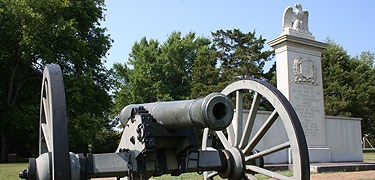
[
  {"left": 43, "top": 80, "right": 49, "bottom": 97},
  {"left": 42, "top": 97, "right": 50, "bottom": 123},
  {"left": 245, "top": 142, "right": 290, "bottom": 162},
  {"left": 216, "top": 131, "right": 231, "bottom": 149},
  {"left": 41, "top": 123, "right": 52, "bottom": 151},
  {"left": 239, "top": 92, "right": 261, "bottom": 149},
  {"left": 233, "top": 90, "right": 243, "bottom": 147},
  {"left": 204, "top": 80, "right": 310, "bottom": 180},
  {"left": 246, "top": 165, "right": 292, "bottom": 180},
  {"left": 243, "top": 110, "right": 279, "bottom": 155},
  {"left": 227, "top": 124, "right": 235, "bottom": 145},
  {"left": 43, "top": 81, "right": 49, "bottom": 111},
  {"left": 207, "top": 171, "right": 219, "bottom": 178}
]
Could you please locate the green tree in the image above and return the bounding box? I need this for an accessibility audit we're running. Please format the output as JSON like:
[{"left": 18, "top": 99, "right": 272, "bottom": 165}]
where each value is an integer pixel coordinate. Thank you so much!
[
  {"left": 321, "top": 41, "right": 355, "bottom": 116},
  {"left": 211, "top": 29, "right": 275, "bottom": 109},
  {"left": 322, "top": 40, "right": 375, "bottom": 138},
  {"left": 351, "top": 61, "right": 375, "bottom": 137},
  {"left": 64, "top": 74, "right": 115, "bottom": 153},
  {"left": 113, "top": 32, "right": 214, "bottom": 112},
  {"left": 124, "top": 37, "right": 162, "bottom": 104},
  {"left": 114, "top": 30, "right": 276, "bottom": 111},
  {"left": 354, "top": 51, "right": 374, "bottom": 68},
  {"left": 159, "top": 32, "right": 215, "bottom": 100},
  {"left": 191, "top": 44, "right": 220, "bottom": 98},
  {"left": 159, "top": 32, "right": 197, "bottom": 100},
  {"left": 0, "top": 0, "right": 113, "bottom": 161},
  {"left": 212, "top": 29, "right": 275, "bottom": 88}
]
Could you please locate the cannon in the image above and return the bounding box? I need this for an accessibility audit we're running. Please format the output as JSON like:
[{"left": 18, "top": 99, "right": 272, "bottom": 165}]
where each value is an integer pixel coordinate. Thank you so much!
[{"left": 20, "top": 64, "right": 310, "bottom": 180}]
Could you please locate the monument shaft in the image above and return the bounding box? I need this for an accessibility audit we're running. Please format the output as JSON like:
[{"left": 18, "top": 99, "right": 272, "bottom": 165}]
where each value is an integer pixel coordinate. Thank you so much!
[
  {"left": 269, "top": 4, "right": 332, "bottom": 162},
  {"left": 269, "top": 35, "right": 328, "bottom": 147}
]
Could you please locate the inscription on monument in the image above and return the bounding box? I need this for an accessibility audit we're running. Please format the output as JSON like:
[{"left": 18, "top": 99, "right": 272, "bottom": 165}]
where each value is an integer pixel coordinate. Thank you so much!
[{"left": 291, "top": 85, "right": 324, "bottom": 141}]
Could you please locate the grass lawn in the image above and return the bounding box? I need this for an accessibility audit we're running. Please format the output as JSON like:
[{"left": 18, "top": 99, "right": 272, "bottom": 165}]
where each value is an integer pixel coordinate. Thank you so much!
[
  {"left": 363, "top": 151, "right": 375, "bottom": 161},
  {"left": 151, "top": 173, "right": 202, "bottom": 180},
  {"left": 0, "top": 163, "right": 291, "bottom": 180},
  {"left": 0, "top": 163, "right": 28, "bottom": 180}
]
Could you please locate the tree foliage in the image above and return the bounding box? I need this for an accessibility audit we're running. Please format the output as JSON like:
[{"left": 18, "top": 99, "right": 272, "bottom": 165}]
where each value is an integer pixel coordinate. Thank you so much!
[
  {"left": 0, "top": 0, "right": 114, "bottom": 161},
  {"left": 191, "top": 44, "right": 220, "bottom": 98},
  {"left": 113, "top": 32, "right": 215, "bottom": 112},
  {"left": 322, "top": 40, "right": 375, "bottom": 137},
  {"left": 113, "top": 30, "right": 275, "bottom": 112},
  {"left": 322, "top": 42, "right": 355, "bottom": 116},
  {"left": 355, "top": 51, "right": 375, "bottom": 68},
  {"left": 212, "top": 29, "right": 274, "bottom": 88},
  {"left": 211, "top": 29, "right": 275, "bottom": 109},
  {"left": 123, "top": 37, "right": 162, "bottom": 104},
  {"left": 159, "top": 32, "right": 211, "bottom": 100}
]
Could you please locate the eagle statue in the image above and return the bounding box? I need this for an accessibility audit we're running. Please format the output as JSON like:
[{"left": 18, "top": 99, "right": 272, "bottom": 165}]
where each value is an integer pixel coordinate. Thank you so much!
[{"left": 282, "top": 3, "right": 311, "bottom": 34}]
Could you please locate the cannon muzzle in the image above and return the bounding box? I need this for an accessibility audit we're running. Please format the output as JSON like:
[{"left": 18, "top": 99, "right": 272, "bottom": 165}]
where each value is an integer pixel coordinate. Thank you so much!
[{"left": 119, "top": 93, "right": 234, "bottom": 130}]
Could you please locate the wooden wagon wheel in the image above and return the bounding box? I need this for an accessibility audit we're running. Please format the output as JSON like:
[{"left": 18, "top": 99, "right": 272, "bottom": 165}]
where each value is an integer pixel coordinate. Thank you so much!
[
  {"left": 202, "top": 79, "right": 310, "bottom": 180},
  {"left": 39, "top": 64, "right": 71, "bottom": 179}
]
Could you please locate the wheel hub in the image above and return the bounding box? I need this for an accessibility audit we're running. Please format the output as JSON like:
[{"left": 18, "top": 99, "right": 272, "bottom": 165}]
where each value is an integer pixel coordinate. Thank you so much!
[{"left": 220, "top": 147, "right": 245, "bottom": 179}]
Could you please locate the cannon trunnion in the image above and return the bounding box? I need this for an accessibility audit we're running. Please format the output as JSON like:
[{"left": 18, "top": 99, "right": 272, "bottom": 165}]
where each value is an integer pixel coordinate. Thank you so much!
[{"left": 20, "top": 64, "right": 310, "bottom": 180}]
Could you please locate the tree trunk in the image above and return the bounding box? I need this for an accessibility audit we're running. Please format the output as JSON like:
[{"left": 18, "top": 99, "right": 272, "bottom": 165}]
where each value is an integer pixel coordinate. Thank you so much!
[{"left": 1, "top": 132, "right": 7, "bottom": 162}]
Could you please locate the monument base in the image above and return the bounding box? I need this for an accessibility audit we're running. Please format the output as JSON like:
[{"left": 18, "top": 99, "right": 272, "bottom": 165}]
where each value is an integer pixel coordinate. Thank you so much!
[
  {"left": 307, "top": 146, "right": 331, "bottom": 163},
  {"left": 281, "top": 29, "right": 315, "bottom": 40},
  {"left": 288, "top": 146, "right": 331, "bottom": 163},
  {"left": 252, "top": 112, "right": 362, "bottom": 163},
  {"left": 326, "top": 116, "right": 363, "bottom": 162}
]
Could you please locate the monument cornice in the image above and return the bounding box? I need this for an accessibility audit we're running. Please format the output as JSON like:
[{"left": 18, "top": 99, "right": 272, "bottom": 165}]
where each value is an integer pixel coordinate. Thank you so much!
[{"left": 268, "top": 34, "right": 328, "bottom": 50}]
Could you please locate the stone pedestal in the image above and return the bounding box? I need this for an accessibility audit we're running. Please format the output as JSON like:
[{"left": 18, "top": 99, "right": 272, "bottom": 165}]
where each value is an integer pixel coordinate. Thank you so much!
[{"left": 268, "top": 33, "right": 331, "bottom": 162}]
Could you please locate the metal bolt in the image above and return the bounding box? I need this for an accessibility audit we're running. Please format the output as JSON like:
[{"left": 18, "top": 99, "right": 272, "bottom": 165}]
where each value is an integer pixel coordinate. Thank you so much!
[{"left": 19, "top": 169, "right": 28, "bottom": 179}]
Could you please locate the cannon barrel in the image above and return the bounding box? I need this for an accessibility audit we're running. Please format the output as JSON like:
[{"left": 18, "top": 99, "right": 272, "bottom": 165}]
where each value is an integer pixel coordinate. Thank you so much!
[{"left": 119, "top": 93, "right": 234, "bottom": 130}]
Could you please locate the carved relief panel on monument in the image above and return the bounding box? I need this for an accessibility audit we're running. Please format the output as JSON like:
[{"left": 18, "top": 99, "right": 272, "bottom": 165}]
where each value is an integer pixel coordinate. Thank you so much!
[{"left": 292, "top": 56, "right": 318, "bottom": 86}]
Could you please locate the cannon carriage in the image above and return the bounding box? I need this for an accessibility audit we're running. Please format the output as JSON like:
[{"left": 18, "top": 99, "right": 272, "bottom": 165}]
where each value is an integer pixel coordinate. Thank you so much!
[{"left": 20, "top": 64, "right": 310, "bottom": 180}]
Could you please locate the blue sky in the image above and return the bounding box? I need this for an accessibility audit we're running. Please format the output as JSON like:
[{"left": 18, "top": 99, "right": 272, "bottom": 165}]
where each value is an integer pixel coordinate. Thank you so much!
[{"left": 101, "top": 1, "right": 375, "bottom": 69}]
